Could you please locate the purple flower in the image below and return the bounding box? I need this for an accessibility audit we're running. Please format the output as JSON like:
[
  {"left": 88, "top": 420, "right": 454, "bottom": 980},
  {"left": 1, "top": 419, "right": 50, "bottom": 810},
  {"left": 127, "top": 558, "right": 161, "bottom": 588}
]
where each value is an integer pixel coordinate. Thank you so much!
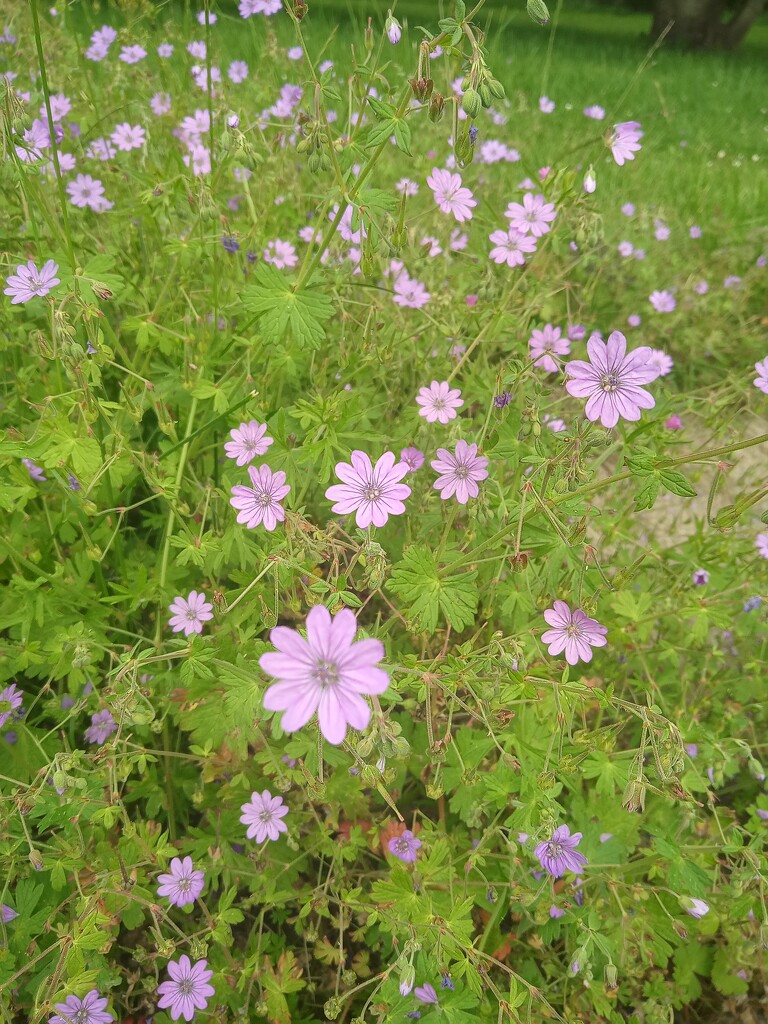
[
  {"left": 618, "top": 241, "right": 634, "bottom": 258},
  {"left": 260, "top": 605, "right": 389, "bottom": 745},
  {"left": 693, "top": 569, "right": 709, "bottom": 586},
  {"left": 393, "top": 273, "right": 431, "bottom": 308},
  {"left": 1, "top": 904, "right": 18, "bottom": 923},
  {"left": 224, "top": 420, "right": 273, "bottom": 466},
  {"left": 240, "top": 790, "right": 289, "bottom": 842},
  {"left": 610, "top": 121, "right": 643, "bottom": 165},
  {"left": 326, "top": 451, "right": 411, "bottom": 529},
  {"left": 539, "top": 95, "right": 555, "bottom": 113},
  {"left": 681, "top": 897, "right": 709, "bottom": 919},
  {"left": 649, "top": 290, "right": 676, "bottom": 313},
  {"left": 0, "top": 684, "right": 23, "bottom": 728},
  {"left": 119, "top": 44, "right": 147, "bottom": 64},
  {"left": 388, "top": 829, "right": 422, "bottom": 863},
  {"left": 230, "top": 465, "right": 290, "bottom": 531},
  {"left": 541, "top": 601, "right": 607, "bottom": 665},
  {"left": 49, "top": 991, "right": 114, "bottom": 1024},
  {"left": 67, "top": 174, "right": 111, "bottom": 211},
  {"left": 743, "top": 596, "right": 762, "bottom": 612},
  {"left": 85, "top": 709, "right": 117, "bottom": 745},
  {"left": 665, "top": 414, "right": 683, "bottom": 430},
  {"left": 627, "top": 313, "right": 641, "bottom": 327},
  {"left": 414, "top": 984, "right": 438, "bottom": 1005},
  {"left": 534, "top": 825, "right": 587, "bottom": 877},
  {"left": 690, "top": 224, "right": 702, "bottom": 238},
  {"left": 599, "top": 833, "right": 613, "bottom": 843},
  {"left": 5, "top": 259, "right": 60, "bottom": 304},
  {"left": 158, "top": 42, "right": 174, "bottom": 57},
  {"left": 441, "top": 975, "right": 455, "bottom": 990},
  {"left": 221, "top": 235, "right": 240, "bottom": 254},
  {"left": 168, "top": 590, "right": 214, "bottom": 636},
  {"left": 583, "top": 104, "right": 605, "bottom": 120},
  {"left": 386, "top": 13, "right": 402, "bottom": 44},
  {"left": 494, "top": 390, "right": 512, "bottom": 408},
  {"left": 400, "top": 447, "right": 425, "bottom": 472},
  {"left": 753, "top": 358, "right": 768, "bottom": 394},
  {"left": 110, "top": 122, "right": 145, "bottom": 151},
  {"left": 529, "top": 324, "right": 570, "bottom": 373},
  {"left": 432, "top": 441, "right": 489, "bottom": 504},
  {"left": 756, "top": 809, "right": 768, "bottom": 821},
  {"left": 157, "top": 956, "right": 215, "bottom": 1021},
  {"left": 157, "top": 856, "right": 205, "bottom": 907},
  {"left": 22, "top": 458, "right": 46, "bottom": 481},
  {"left": 565, "top": 331, "right": 658, "bottom": 428},
  {"left": 754, "top": 532, "right": 768, "bottom": 559},
  {"left": 505, "top": 193, "right": 556, "bottom": 237},
  {"left": 648, "top": 349, "right": 673, "bottom": 376},
  {"left": 724, "top": 275, "right": 742, "bottom": 288},
  {"left": 621, "top": 202, "right": 636, "bottom": 216},
  {"left": 549, "top": 904, "right": 565, "bottom": 919},
  {"left": 416, "top": 381, "right": 464, "bottom": 424}
]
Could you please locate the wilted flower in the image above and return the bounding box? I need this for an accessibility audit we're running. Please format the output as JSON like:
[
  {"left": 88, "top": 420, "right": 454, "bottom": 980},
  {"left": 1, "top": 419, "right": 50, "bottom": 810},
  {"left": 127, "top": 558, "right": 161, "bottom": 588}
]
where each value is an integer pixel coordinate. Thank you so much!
[
  {"left": 385, "top": 11, "right": 401, "bottom": 43},
  {"left": 414, "top": 984, "right": 438, "bottom": 1005},
  {"left": 680, "top": 897, "right": 710, "bottom": 919},
  {"left": 85, "top": 709, "right": 117, "bottom": 745}
]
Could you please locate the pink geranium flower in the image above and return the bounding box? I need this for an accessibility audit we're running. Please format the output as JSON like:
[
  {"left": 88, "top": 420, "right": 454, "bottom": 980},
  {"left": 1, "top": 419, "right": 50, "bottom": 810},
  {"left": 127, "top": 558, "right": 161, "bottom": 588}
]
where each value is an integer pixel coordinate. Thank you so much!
[
  {"left": 488, "top": 228, "right": 537, "bottom": 267},
  {"left": 157, "top": 957, "right": 215, "bottom": 1021},
  {"left": 168, "top": 591, "right": 214, "bottom": 636},
  {"left": 565, "top": 330, "right": 658, "bottom": 428},
  {"left": 541, "top": 601, "right": 608, "bottom": 665},
  {"left": 259, "top": 605, "right": 390, "bottom": 744},
  {"left": 264, "top": 239, "right": 298, "bottom": 269},
  {"left": 431, "top": 441, "right": 489, "bottom": 504},
  {"left": 400, "top": 446, "right": 424, "bottom": 472},
  {"left": 326, "top": 451, "right": 411, "bottom": 528},
  {"left": 505, "top": 193, "right": 557, "bottom": 237},
  {"left": 529, "top": 324, "right": 570, "bottom": 372},
  {"left": 4, "top": 259, "right": 59, "bottom": 304},
  {"left": 224, "top": 420, "right": 273, "bottom": 465},
  {"left": 610, "top": 121, "right": 643, "bottom": 166},
  {"left": 426, "top": 168, "right": 477, "bottom": 222},
  {"left": 756, "top": 533, "right": 768, "bottom": 559},
  {"left": 649, "top": 290, "right": 676, "bottom": 312},
  {"left": 393, "top": 273, "right": 430, "bottom": 308},
  {"left": 240, "top": 790, "right": 289, "bottom": 841},
  {"left": 110, "top": 122, "right": 145, "bottom": 151},
  {"left": 230, "top": 465, "right": 290, "bottom": 531},
  {"left": 416, "top": 381, "right": 464, "bottom": 423},
  {"left": 753, "top": 358, "right": 768, "bottom": 394},
  {"left": 157, "top": 857, "right": 205, "bottom": 908}
]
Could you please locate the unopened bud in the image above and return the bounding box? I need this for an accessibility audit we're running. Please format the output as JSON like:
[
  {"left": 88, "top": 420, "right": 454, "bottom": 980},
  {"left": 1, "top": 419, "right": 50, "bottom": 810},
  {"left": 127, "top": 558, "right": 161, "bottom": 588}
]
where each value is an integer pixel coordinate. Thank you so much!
[
  {"left": 428, "top": 93, "right": 445, "bottom": 123},
  {"left": 604, "top": 964, "right": 618, "bottom": 990},
  {"left": 527, "top": 0, "right": 551, "bottom": 24},
  {"left": 399, "top": 963, "right": 415, "bottom": 995},
  {"left": 583, "top": 168, "right": 596, "bottom": 194},
  {"left": 92, "top": 282, "right": 113, "bottom": 300},
  {"left": 462, "top": 87, "right": 482, "bottom": 119},
  {"left": 29, "top": 849, "right": 45, "bottom": 871},
  {"left": 324, "top": 997, "right": 342, "bottom": 1020},
  {"left": 622, "top": 779, "right": 645, "bottom": 813},
  {"left": 385, "top": 11, "right": 402, "bottom": 44}
]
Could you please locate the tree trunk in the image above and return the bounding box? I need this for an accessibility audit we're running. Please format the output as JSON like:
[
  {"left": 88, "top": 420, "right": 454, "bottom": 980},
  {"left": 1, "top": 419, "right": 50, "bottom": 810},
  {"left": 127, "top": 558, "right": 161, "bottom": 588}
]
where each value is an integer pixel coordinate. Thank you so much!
[{"left": 651, "top": 0, "right": 766, "bottom": 48}]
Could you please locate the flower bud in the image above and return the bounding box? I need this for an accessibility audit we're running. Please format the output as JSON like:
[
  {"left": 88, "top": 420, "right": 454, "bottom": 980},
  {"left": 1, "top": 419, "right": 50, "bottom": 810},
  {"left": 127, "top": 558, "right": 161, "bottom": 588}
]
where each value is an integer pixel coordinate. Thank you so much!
[
  {"left": 324, "top": 997, "right": 342, "bottom": 1020},
  {"left": 462, "top": 88, "right": 482, "bottom": 119},
  {"left": 478, "top": 83, "right": 492, "bottom": 108},
  {"left": 364, "top": 17, "right": 374, "bottom": 51},
  {"left": 622, "top": 779, "right": 645, "bottom": 813},
  {"left": 29, "top": 849, "right": 45, "bottom": 871},
  {"left": 428, "top": 93, "right": 445, "bottom": 123},
  {"left": 92, "top": 282, "right": 113, "bottom": 300},
  {"left": 227, "top": 113, "right": 240, "bottom": 129},
  {"left": 527, "top": 0, "right": 551, "bottom": 24},
  {"left": 399, "top": 963, "right": 415, "bottom": 995},
  {"left": 583, "top": 168, "right": 596, "bottom": 194},
  {"left": 386, "top": 12, "right": 402, "bottom": 44},
  {"left": 604, "top": 964, "right": 618, "bottom": 990}
]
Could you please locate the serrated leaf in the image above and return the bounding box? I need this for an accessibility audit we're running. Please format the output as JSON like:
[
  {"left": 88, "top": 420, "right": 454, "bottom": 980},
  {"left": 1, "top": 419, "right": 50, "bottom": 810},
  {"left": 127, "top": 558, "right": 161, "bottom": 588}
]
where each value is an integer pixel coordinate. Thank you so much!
[
  {"left": 659, "top": 469, "right": 697, "bottom": 498},
  {"left": 392, "top": 119, "right": 412, "bottom": 155},
  {"left": 367, "top": 95, "right": 397, "bottom": 120},
  {"left": 243, "top": 265, "right": 333, "bottom": 350},
  {"left": 387, "top": 545, "right": 478, "bottom": 634},
  {"left": 634, "top": 474, "right": 660, "bottom": 510}
]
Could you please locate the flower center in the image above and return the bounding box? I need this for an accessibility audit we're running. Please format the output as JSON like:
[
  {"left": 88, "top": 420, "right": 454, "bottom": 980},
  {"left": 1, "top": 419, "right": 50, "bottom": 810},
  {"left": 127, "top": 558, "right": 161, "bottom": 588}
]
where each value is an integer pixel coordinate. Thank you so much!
[
  {"left": 547, "top": 841, "right": 563, "bottom": 859},
  {"left": 186, "top": 610, "right": 198, "bottom": 621},
  {"left": 256, "top": 490, "right": 272, "bottom": 508},
  {"left": 259, "top": 809, "right": 274, "bottom": 822},
  {"left": 178, "top": 979, "right": 193, "bottom": 996},
  {"left": 600, "top": 372, "right": 620, "bottom": 392},
  {"left": 394, "top": 838, "right": 409, "bottom": 853},
  {"left": 73, "top": 1010, "right": 88, "bottom": 1024},
  {"left": 432, "top": 397, "right": 446, "bottom": 409},
  {"left": 364, "top": 485, "right": 383, "bottom": 502},
  {"left": 314, "top": 660, "right": 339, "bottom": 687},
  {"left": 454, "top": 464, "right": 469, "bottom": 480},
  {"left": 565, "top": 622, "right": 582, "bottom": 638}
]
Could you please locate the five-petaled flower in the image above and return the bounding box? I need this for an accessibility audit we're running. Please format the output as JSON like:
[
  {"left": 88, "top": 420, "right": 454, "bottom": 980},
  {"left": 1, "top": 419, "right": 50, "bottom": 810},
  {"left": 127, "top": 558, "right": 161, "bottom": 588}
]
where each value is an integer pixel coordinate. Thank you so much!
[
  {"left": 505, "top": 193, "right": 557, "bottom": 237},
  {"left": 259, "top": 605, "right": 389, "bottom": 744},
  {"left": 4, "top": 259, "right": 60, "bottom": 304},
  {"left": 416, "top": 381, "right": 464, "bottom": 424},
  {"left": 489, "top": 227, "right": 537, "bottom": 267},
  {"left": 565, "top": 330, "right": 659, "bottom": 429},
  {"left": 49, "top": 990, "right": 114, "bottom": 1024},
  {"left": 610, "top": 120, "right": 643, "bottom": 166},
  {"left": 388, "top": 829, "right": 422, "bottom": 862},
  {"left": 230, "top": 465, "right": 290, "bottom": 531},
  {"left": 753, "top": 358, "right": 768, "bottom": 394},
  {"left": 529, "top": 324, "right": 570, "bottom": 373},
  {"left": 431, "top": 441, "right": 489, "bottom": 504},
  {"left": 326, "top": 451, "right": 411, "bottom": 528},
  {"left": 157, "top": 956, "right": 215, "bottom": 1021},
  {"left": 541, "top": 601, "right": 608, "bottom": 665},
  {"left": 168, "top": 590, "right": 214, "bottom": 636},
  {"left": 0, "top": 684, "right": 23, "bottom": 728},
  {"left": 240, "top": 790, "right": 289, "bottom": 842},
  {"left": 157, "top": 856, "right": 205, "bottom": 907},
  {"left": 426, "top": 168, "right": 477, "bottom": 222},
  {"left": 224, "top": 420, "right": 274, "bottom": 465},
  {"left": 534, "top": 825, "right": 587, "bottom": 877}
]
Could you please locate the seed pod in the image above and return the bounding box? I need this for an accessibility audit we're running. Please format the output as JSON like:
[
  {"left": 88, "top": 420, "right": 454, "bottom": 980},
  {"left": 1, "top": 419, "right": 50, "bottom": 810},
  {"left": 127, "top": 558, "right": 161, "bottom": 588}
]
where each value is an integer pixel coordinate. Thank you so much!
[
  {"left": 488, "top": 77, "right": 506, "bottom": 99},
  {"left": 428, "top": 92, "right": 445, "bottom": 123},
  {"left": 478, "top": 82, "right": 492, "bottom": 108},
  {"left": 527, "top": 0, "right": 551, "bottom": 24},
  {"left": 462, "top": 87, "right": 482, "bottom": 118}
]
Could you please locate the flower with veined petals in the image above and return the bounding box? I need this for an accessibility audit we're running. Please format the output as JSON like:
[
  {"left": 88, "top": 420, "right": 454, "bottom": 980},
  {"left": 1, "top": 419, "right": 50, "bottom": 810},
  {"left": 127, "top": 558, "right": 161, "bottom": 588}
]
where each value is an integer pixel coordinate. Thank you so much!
[
  {"left": 541, "top": 601, "right": 607, "bottom": 665},
  {"left": 4, "top": 259, "right": 60, "bottom": 304},
  {"left": 326, "top": 451, "right": 410, "bottom": 528},
  {"left": 224, "top": 420, "right": 273, "bottom": 465},
  {"left": 565, "top": 330, "right": 658, "bottom": 428},
  {"left": 610, "top": 120, "right": 643, "bottom": 166},
  {"left": 489, "top": 227, "right": 537, "bottom": 267},
  {"left": 157, "top": 856, "right": 205, "bottom": 907},
  {"left": 168, "top": 590, "right": 214, "bottom": 636},
  {"left": 400, "top": 446, "right": 425, "bottom": 472},
  {"left": 431, "top": 441, "right": 489, "bottom": 504},
  {"left": 157, "top": 956, "right": 215, "bottom": 1021},
  {"left": 529, "top": 324, "right": 570, "bottom": 372},
  {"left": 388, "top": 829, "right": 422, "bottom": 862},
  {"left": 230, "top": 465, "right": 290, "bottom": 531},
  {"left": 85, "top": 709, "right": 117, "bottom": 745},
  {"left": 49, "top": 990, "right": 114, "bottom": 1024},
  {"left": 505, "top": 192, "right": 556, "bottom": 237},
  {"left": 534, "top": 825, "right": 587, "bottom": 877},
  {"left": 680, "top": 897, "right": 710, "bottom": 919},
  {"left": 240, "top": 790, "right": 289, "bottom": 842},
  {"left": 259, "top": 605, "right": 389, "bottom": 744},
  {"left": 415, "top": 984, "right": 438, "bottom": 1004},
  {"left": 416, "top": 381, "right": 464, "bottom": 424},
  {"left": 426, "top": 167, "right": 477, "bottom": 222},
  {"left": 0, "top": 684, "right": 23, "bottom": 728}
]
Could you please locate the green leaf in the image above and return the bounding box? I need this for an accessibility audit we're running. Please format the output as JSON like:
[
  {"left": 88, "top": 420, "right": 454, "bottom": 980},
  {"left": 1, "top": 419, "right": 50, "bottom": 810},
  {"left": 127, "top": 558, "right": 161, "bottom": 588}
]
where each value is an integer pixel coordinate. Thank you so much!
[
  {"left": 634, "top": 474, "right": 660, "bottom": 510},
  {"left": 367, "top": 96, "right": 397, "bottom": 120},
  {"left": 388, "top": 545, "right": 478, "bottom": 634},
  {"left": 659, "top": 469, "right": 697, "bottom": 498},
  {"left": 243, "top": 264, "right": 333, "bottom": 350}
]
